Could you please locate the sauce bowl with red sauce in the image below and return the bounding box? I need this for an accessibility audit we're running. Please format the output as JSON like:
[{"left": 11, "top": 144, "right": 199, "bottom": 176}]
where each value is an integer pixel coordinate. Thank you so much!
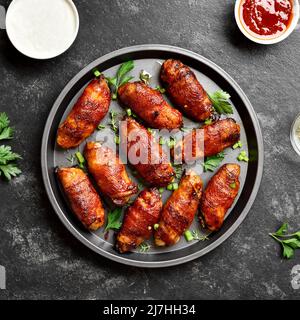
[{"left": 235, "top": 0, "right": 300, "bottom": 44}]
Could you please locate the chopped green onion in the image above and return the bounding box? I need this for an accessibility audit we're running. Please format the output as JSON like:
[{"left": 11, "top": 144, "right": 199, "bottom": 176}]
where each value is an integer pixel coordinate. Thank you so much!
[
  {"left": 184, "top": 230, "right": 194, "bottom": 242},
  {"left": 229, "top": 182, "right": 236, "bottom": 189},
  {"left": 112, "top": 92, "right": 117, "bottom": 100},
  {"left": 159, "top": 187, "right": 165, "bottom": 194},
  {"left": 155, "top": 86, "right": 166, "bottom": 94},
  {"left": 97, "top": 124, "right": 106, "bottom": 130},
  {"left": 237, "top": 150, "right": 249, "bottom": 162},
  {"left": 204, "top": 118, "right": 213, "bottom": 125},
  {"left": 159, "top": 137, "right": 166, "bottom": 145},
  {"left": 167, "top": 184, "right": 173, "bottom": 191},
  {"left": 233, "top": 141, "right": 243, "bottom": 149},
  {"left": 94, "top": 69, "right": 101, "bottom": 77},
  {"left": 140, "top": 70, "right": 152, "bottom": 85},
  {"left": 154, "top": 223, "right": 159, "bottom": 231},
  {"left": 114, "top": 135, "right": 120, "bottom": 145},
  {"left": 172, "top": 182, "right": 179, "bottom": 190},
  {"left": 75, "top": 152, "right": 85, "bottom": 169},
  {"left": 147, "top": 128, "right": 153, "bottom": 135},
  {"left": 126, "top": 108, "right": 132, "bottom": 116}
]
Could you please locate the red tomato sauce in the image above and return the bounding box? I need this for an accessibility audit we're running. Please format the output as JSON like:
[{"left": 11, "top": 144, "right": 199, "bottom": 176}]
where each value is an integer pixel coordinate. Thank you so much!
[{"left": 241, "top": 0, "right": 293, "bottom": 37}]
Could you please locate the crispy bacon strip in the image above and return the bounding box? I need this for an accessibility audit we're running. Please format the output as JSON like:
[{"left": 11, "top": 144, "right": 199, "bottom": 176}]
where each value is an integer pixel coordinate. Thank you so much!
[
  {"left": 116, "top": 188, "right": 162, "bottom": 253},
  {"left": 57, "top": 76, "right": 110, "bottom": 149},
  {"left": 172, "top": 119, "right": 240, "bottom": 163},
  {"left": 84, "top": 141, "right": 138, "bottom": 206},
  {"left": 154, "top": 171, "right": 203, "bottom": 246},
  {"left": 118, "top": 81, "right": 183, "bottom": 129},
  {"left": 119, "top": 117, "right": 175, "bottom": 187},
  {"left": 160, "top": 59, "right": 213, "bottom": 122},
  {"left": 56, "top": 167, "right": 105, "bottom": 230},
  {"left": 200, "top": 164, "right": 240, "bottom": 231}
]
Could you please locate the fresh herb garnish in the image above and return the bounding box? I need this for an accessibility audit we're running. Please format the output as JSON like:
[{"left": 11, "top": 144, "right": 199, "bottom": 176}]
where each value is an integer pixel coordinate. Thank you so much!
[
  {"left": 158, "top": 188, "right": 165, "bottom": 194},
  {"left": 237, "top": 150, "right": 249, "bottom": 162},
  {"left": 203, "top": 152, "right": 225, "bottom": 172},
  {"left": 0, "top": 112, "right": 14, "bottom": 140},
  {"left": 110, "top": 110, "right": 120, "bottom": 133},
  {"left": 97, "top": 124, "right": 106, "bottom": 130},
  {"left": 0, "top": 145, "right": 22, "bottom": 180},
  {"left": 0, "top": 113, "right": 21, "bottom": 181},
  {"left": 66, "top": 153, "right": 75, "bottom": 164},
  {"left": 139, "top": 242, "right": 151, "bottom": 252},
  {"left": 105, "top": 208, "right": 123, "bottom": 232},
  {"left": 269, "top": 223, "right": 300, "bottom": 259},
  {"left": 159, "top": 137, "right": 166, "bottom": 145},
  {"left": 75, "top": 151, "right": 85, "bottom": 169},
  {"left": 126, "top": 108, "right": 132, "bottom": 116},
  {"left": 167, "top": 137, "right": 176, "bottom": 148},
  {"left": 154, "top": 223, "right": 160, "bottom": 231},
  {"left": 167, "top": 182, "right": 178, "bottom": 191},
  {"left": 208, "top": 90, "right": 233, "bottom": 115},
  {"left": 184, "top": 229, "right": 209, "bottom": 242},
  {"left": 173, "top": 164, "right": 183, "bottom": 179},
  {"left": 106, "top": 61, "right": 135, "bottom": 100},
  {"left": 233, "top": 141, "right": 243, "bottom": 149},
  {"left": 155, "top": 85, "right": 166, "bottom": 94},
  {"left": 139, "top": 70, "right": 152, "bottom": 85},
  {"left": 229, "top": 182, "right": 237, "bottom": 189},
  {"left": 93, "top": 69, "right": 101, "bottom": 77},
  {"left": 204, "top": 118, "right": 213, "bottom": 125}
]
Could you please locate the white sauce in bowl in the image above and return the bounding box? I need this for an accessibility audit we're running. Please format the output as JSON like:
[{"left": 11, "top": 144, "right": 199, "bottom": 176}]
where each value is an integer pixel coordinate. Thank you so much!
[{"left": 6, "top": 0, "right": 79, "bottom": 59}]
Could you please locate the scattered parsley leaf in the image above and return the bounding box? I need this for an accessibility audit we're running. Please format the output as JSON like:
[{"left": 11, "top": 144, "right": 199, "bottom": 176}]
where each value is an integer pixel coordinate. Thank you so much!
[
  {"left": 269, "top": 223, "right": 300, "bottom": 259},
  {"left": 274, "top": 222, "right": 288, "bottom": 236},
  {"left": 0, "top": 145, "right": 21, "bottom": 165},
  {"left": 208, "top": 90, "right": 233, "bottom": 115},
  {"left": 110, "top": 111, "right": 119, "bottom": 133},
  {"left": 0, "top": 163, "right": 21, "bottom": 180},
  {"left": 203, "top": 152, "right": 225, "bottom": 172},
  {"left": 173, "top": 164, "right": 183, "bottom": 179},
  {"left": 0, "top": 127, "right": 14, "bottom": 140},
  {"left": 105, "top": 208, "right": 123, "bottom": 232},
  {"left": 0, "top": 113, "right": 10, "bottom": 132}
]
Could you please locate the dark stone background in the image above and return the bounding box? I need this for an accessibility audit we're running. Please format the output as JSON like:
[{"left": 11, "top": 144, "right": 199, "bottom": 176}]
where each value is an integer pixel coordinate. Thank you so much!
[{"left": 0, "top": 0, "right": 300, "bottom": 300}]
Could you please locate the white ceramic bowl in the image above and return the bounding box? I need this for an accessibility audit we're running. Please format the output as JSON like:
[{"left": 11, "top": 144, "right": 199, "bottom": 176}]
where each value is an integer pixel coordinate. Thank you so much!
[
  {"left": 290, "top": 112, "right": 300, "bottom": 156},
  {"left": 235, "top": 0, "right": 300, "bottom": 45},
  {"left": 6, "top": 0, "right": 79, "bottom": 59}
]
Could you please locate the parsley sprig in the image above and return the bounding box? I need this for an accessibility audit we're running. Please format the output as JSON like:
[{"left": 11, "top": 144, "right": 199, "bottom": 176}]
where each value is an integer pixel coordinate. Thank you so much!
[
  {"left": 208, "top": 90, "right": 233, "bottom": 115},
  {"left": 269, "top": 223, "right": 300, "bottom": 259},
  {"left": 0, "top": 113, "right": 21, "bottom": 180},
  {"left": 0, "top": 113, "right": 14, "bottom": 140},
  {"left": 203, "top": 152, "right": 225, "bottom": 172},
  {"left": 139, "top": 242, "right": 151, "bottom": 252},
  {"left": 105, "top": 208, "right": 123, "bottom": 232},
  {"left": 106, "top": 61, "right": 134, "bottom": 100}
]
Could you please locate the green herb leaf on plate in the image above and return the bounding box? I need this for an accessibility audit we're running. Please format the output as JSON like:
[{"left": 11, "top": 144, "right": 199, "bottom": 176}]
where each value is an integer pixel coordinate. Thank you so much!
[
  {"left": 139, "top": 70, "right": 152, "bottom": 85},
  {"left": 139, "top": 242, "right": 151, "bottom": 252},
  {"left": 208, "top": 90, "right": 233, "bottom": 115},
  {"left": 203, "top": 152, "right": 225, "bottom": 172},
  {"left": 105, "top": 208, "right": 123, "bottom": 232},
  {"left": 155, "top": 86, "right": 166, "bottom": 94}
]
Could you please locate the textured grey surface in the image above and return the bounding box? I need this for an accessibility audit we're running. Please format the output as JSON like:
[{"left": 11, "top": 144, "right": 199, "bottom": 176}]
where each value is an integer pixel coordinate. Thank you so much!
[{"left": 0, "top": 0, "right": 299, "bottom": 300}]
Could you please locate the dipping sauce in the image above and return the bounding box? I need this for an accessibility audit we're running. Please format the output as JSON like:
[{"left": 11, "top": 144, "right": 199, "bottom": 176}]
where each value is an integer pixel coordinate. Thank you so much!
[
  {"left": 6, "top": 0, "right": 79, "bottom": 59},
  {"left": 240, "top": 0, "right": 293, "bottom": 38}
]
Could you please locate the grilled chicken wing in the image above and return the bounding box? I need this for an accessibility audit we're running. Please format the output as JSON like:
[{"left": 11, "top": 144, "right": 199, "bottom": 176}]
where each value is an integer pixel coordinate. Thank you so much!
[
  {"left": 84, "top": 141, "right": 138, "bottom": 206},
  {"left": 160, "top": 59, "right": 213, "bottom": 122},
  {"left": 56, "top": 167, "right": 105, "bottom": 230},
  {"left": 154, "top": 171, "right": 203, "bottom": 246},
  {"left": 57, "top": 76, "right": 110, "bottom": 149},
  {"left": 116, "top": 188, "right": 162, "bottom": 253},
  {"left": 120, "top": 117, "right": 175, "bottom": 187},
  {"left": 200, "top": 164, "right": 240, "bottom": 231},
  {"left": 172, "top": 119, "right": 240, "bottom": 163},
  {"left": 118, "top": 81, "right": 183, "bottom": 130}
]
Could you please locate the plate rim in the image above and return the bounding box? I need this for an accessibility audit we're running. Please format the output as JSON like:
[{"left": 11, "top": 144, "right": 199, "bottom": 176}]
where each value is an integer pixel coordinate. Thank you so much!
[{"left": 41, "top": 44, "right": 264, "bottom": 268}]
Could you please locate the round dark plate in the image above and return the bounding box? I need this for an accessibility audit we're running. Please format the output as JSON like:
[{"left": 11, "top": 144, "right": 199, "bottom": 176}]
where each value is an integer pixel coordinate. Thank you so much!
[{"left": 41, "top": 45, "right": 263, "bottom": 268}]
